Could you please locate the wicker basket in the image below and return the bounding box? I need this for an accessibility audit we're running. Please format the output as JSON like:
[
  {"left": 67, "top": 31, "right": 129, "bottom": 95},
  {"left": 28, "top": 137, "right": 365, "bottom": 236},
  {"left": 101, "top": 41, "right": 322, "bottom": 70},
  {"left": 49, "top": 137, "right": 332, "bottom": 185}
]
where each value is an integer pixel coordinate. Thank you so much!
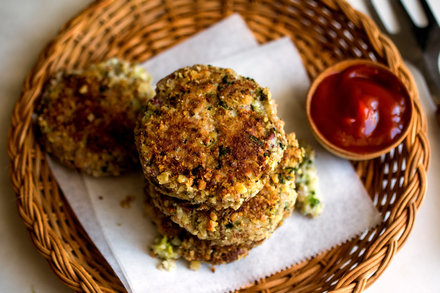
[{"left": 7, "top": 0, "right": 430, "bottom": 292}]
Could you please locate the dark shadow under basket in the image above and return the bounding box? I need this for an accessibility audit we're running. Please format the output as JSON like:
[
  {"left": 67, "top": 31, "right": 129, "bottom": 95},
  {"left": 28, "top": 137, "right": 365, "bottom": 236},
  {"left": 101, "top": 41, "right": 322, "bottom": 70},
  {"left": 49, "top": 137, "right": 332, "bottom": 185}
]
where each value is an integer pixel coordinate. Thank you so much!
[{"left": 7, "top": 0, "right": 429, "bottom": 292}]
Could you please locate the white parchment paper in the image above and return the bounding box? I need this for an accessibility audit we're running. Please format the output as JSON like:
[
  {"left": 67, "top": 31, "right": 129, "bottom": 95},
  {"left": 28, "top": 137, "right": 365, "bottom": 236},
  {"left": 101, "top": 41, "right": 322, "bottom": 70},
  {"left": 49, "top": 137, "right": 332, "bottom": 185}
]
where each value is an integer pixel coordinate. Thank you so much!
[
  {"left": 143, "top": 14, "right": 258, "bottom": 82},
  {"left": 49, "top": 15, "right": 381, "bottom": 293}
]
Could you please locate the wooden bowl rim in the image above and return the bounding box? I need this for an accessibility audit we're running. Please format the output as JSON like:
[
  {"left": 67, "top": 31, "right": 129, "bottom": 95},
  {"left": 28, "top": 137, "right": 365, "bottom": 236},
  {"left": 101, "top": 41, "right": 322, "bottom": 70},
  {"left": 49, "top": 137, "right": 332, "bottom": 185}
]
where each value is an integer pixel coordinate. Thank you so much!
[{"left": 306, "top": 59, "right": 414, "bottom": 160}]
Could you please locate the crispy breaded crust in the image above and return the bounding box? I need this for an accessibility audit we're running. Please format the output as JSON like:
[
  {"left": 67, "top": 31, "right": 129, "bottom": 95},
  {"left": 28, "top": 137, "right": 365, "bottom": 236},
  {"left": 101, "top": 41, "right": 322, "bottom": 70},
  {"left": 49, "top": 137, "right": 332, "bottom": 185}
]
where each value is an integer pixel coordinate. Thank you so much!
[
  {"left": 147, "top": 133, "right": 303, "bottom": 245},
  {"left": 145, "top": 194, "right": 261, "bottom": 265},
  {"left": 135, "top": 65, "right": 287, "bottom": 209},
  {"left": 36, "top": 58, "right": 154, "bottom": 176}
]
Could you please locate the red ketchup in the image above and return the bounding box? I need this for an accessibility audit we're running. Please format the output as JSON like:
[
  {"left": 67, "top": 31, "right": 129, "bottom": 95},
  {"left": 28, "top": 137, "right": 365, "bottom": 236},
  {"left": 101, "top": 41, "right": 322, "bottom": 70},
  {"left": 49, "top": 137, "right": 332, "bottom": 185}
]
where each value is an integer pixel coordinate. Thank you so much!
[{"left": 310, "top": 63, "right": 412, "bottom": 154}]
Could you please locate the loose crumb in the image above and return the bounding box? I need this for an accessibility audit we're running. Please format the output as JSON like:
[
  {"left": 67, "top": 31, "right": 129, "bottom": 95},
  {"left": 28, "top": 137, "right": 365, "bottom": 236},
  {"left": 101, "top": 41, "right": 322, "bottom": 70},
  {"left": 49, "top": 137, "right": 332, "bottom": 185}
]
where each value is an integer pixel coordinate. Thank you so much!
[
  {"left": 159, "top": 259, "right": 177, "bottom": 271},
  {"left": 150, "top": 235, "right": 180, "bottom": 271},
  {"left": 210, "top": 266, "right": 216, "bottom": 273},
  {"left": 120, "top": 195, "right": 136, "bottom": 208},
  {"left": 295, "top": 143, "right": 323, "bottom": 218},
  {"left": 189, "top": 261, "right": 201, "bottom": 271},
  {"left": 98, "top": 196, "right": 103, "bottom": 200}
]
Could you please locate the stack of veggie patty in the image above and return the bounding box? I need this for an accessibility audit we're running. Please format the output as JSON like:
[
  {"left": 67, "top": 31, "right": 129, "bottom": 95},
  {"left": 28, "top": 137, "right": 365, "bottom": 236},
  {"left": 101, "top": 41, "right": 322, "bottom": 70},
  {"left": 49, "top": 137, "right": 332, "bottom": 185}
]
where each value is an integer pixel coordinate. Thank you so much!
[{"left": 135, "top": 65, "right": 304, "bottom": 265}]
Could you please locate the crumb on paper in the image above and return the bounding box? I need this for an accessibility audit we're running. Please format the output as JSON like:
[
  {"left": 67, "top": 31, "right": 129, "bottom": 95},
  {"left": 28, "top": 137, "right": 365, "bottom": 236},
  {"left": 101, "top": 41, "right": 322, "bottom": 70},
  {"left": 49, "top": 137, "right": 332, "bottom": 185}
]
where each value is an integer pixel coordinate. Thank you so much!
[
  {"left": 295, "top": 143, "right": 323, "bottom": 218},
  {"left": 120, "top": 195, "right": 136, "bottom": 208},
  {"left": 189, "top": 261, "right": 201, "bottom": 271},
  {"left": 150, "top": 235, "right": 181, "bottom": 272},
  {"left": 210, "top": 266, "right": 216, "bottom": 273},
  {"left": 158, "top": 259, "right": 177, "bottom": 271}
]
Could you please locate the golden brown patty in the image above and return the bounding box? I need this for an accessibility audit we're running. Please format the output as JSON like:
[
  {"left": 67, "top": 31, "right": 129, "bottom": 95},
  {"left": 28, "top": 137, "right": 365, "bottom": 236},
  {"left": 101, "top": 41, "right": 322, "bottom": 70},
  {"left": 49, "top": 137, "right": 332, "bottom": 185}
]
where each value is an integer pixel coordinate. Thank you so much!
[
  {"left": 135, "top": 65, "right": 287, "bottom": 209},
  {"left": 147, "top": 133, "right": 303, "bottom": 245},
  {"left": 145, "top": 194, "right": 261, "bottom": 265},
  {"left": 36, "top": 58, "right": 154, "bottom": 176}
]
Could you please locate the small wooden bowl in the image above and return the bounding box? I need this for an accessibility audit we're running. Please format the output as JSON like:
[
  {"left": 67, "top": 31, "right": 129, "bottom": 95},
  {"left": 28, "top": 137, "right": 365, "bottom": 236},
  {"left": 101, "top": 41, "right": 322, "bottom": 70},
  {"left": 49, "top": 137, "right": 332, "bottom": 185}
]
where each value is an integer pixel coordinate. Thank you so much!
[{"left": 306, "top": 59, "right": 414, "bottom": 160}]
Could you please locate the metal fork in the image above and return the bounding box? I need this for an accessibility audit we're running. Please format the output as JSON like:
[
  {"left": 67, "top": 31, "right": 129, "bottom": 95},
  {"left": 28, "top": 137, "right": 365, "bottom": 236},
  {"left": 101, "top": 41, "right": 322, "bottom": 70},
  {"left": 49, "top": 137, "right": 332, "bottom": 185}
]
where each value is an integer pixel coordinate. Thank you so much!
[{"left": 365, "top": 0, "right": 440, "bottom": 125}]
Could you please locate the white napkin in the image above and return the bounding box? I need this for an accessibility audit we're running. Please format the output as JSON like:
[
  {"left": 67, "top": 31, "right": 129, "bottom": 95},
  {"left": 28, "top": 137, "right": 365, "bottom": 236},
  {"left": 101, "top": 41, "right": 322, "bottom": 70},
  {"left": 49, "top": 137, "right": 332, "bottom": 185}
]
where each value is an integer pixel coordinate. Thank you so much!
[
  {"left": 49, "top": 15, "right": 381, "bottom": 293},
  {"left": 47, "top": 159, "right": 132, "bottom": 289},
  {"left": 143, "top": 13, "right": 258, "bottom": 82}
]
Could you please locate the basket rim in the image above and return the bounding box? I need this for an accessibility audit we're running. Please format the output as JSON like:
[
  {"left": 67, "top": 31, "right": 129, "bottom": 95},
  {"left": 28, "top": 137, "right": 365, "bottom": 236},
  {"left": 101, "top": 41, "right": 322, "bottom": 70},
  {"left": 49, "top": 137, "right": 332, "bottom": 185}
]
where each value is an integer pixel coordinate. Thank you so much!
[{"left": 7, "top": 0, "right": 430, "bottom": 292}]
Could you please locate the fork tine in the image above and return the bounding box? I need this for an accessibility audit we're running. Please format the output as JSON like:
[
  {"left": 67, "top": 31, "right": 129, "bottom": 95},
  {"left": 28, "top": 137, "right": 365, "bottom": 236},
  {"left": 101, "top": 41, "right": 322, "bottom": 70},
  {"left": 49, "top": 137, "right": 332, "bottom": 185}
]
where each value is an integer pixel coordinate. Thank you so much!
[
  {"left": 391, "top": 0, "right": 416, "bottom": 30},
  {"left": 393, "top": 0, "right": 432, "bottom": 49},
  {"left": 419, "top": 0, "right": 438, "bottom": 27},
  {"left": 364, "top": 0, "right": 388, "bottom": 33}
]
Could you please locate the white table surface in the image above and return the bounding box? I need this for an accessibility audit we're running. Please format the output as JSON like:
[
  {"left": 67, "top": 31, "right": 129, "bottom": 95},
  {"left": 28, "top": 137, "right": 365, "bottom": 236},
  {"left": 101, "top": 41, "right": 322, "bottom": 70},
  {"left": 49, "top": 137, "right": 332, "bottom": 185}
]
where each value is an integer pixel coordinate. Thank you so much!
[{"left": 0, "top": 1, "right": 438, "bottom": 292}]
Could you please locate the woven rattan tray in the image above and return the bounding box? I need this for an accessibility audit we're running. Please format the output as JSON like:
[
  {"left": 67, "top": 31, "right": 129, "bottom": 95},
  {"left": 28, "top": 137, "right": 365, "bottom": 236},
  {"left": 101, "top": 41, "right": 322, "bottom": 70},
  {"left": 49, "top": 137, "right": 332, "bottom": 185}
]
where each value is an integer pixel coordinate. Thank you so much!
[{"left": 7, "top": 0, "right": 430, "bottom": 292}]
